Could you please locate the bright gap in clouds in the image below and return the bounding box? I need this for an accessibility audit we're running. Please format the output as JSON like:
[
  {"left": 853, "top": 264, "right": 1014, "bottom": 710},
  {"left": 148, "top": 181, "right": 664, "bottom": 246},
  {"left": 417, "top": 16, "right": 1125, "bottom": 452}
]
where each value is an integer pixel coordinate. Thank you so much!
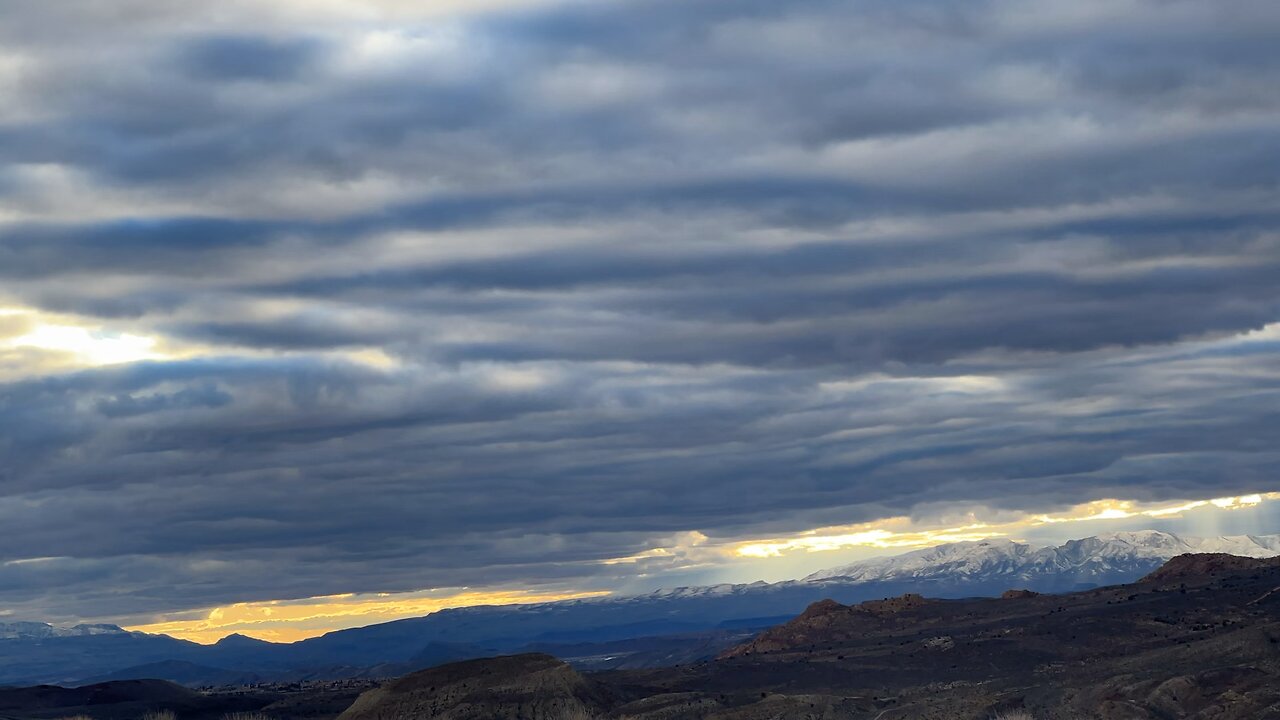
[
  {"left": 0, "top": 306, "right": 402, "bottom": 372},
  {"left": 730, "top": 493, "right": 1276, "bottom": 559},
  {"left": 10, "top": 324, "right": 161, "bottom": 366},
  {"left": 0, "top": 308, "right": 164, "bottom": 367}
]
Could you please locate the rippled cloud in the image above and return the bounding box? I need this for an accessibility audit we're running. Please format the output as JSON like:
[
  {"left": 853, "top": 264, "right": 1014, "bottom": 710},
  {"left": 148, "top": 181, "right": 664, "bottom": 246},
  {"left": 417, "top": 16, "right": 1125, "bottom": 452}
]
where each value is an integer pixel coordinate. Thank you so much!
[{"left": 0, "top": 0, "right": 1278, "bottom": 629}]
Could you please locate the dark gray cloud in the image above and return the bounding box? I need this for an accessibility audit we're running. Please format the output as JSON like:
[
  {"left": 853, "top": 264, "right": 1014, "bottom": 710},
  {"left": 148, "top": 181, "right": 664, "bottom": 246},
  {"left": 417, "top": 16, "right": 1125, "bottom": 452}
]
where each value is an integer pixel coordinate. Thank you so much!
[
  {"left": 177, "top": 36, "right": 325, "bottom": 82},
  {"left": 0, "top": 0, "right": 1279, "bottom": 623}
]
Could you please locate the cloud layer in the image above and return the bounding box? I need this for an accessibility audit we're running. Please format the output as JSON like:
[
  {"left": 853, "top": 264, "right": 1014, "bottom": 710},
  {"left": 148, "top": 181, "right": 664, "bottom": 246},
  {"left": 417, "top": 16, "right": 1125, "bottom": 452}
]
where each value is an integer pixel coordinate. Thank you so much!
[{"left": 1, "top": 0, "right": 1279, "bottom": 626}]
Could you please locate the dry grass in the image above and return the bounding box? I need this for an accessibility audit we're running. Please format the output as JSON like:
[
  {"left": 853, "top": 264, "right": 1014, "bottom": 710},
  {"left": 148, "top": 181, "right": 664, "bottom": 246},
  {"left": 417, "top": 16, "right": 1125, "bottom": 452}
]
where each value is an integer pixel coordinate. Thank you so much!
[
  {"left": 142, "top": 711, "right": 176, "bottom": 720},
  {"left": 221, "top": 713, "right": 276, "bottom": 720},
  {"left": 991, "top": 712, "right": 1035, "bottom": 720}
]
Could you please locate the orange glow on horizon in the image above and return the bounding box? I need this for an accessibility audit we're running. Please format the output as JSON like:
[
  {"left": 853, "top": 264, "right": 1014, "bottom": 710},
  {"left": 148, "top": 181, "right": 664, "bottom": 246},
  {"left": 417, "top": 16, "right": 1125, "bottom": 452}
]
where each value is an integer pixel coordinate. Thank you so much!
[{"left": 128, "top": 588, "right": 612, "bottom": 644}]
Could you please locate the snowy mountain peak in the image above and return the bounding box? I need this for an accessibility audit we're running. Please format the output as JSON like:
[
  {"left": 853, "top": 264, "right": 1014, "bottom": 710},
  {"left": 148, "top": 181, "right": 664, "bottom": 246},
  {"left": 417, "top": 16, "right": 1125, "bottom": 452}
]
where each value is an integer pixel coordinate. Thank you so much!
[
  {"left": 804, "top": 531, "right": 1280, "bottom": 586},
  {"left": 67, "top": 623, "right": 129, "bottom": 635},
  {"left": 803, "top": 537, "right": 1038, "bottom": 583},
  {"left": 1093, "top": 529, "right": 1179, "bottom": 544},
  {"left": 0, "top": 622, "right": 128, "bottom": 640}
]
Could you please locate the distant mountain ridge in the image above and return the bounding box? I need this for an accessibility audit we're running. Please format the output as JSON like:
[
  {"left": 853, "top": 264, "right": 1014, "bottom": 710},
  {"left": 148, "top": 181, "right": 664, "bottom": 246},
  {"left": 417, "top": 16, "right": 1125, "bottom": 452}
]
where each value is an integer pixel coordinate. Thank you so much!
[{"left": 3, "top": 530, "right": 1277, "bottom": 687}]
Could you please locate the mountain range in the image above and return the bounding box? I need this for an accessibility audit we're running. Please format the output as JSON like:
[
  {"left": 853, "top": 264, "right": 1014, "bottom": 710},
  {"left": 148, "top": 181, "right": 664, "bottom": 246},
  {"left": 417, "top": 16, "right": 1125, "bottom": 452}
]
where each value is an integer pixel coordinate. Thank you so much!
[
  {"left": 334, "top": 551, "right": 1280, "bottom": 720},
  {"left": 5, "top": 530, "right": 1277, "bottom": 687},
  {"left": 805, "top": 530, "right": 1280, "bottom": 585},
  {"left": 10, "top": 550, "right": 1280, "bottom": 720}
]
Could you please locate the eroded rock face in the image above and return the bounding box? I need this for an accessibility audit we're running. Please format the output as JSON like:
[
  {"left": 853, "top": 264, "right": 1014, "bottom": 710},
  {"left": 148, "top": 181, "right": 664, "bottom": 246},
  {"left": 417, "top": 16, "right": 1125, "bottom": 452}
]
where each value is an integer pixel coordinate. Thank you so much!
[
  {"left": 1140, "top": 553, "right": 1280, "bottom": 584},
  {"left": 718, "top": 594, "right": 938, "bottom": 659},
  {"left": 337, "top": 653, "right": 606, "bottom": 720}
]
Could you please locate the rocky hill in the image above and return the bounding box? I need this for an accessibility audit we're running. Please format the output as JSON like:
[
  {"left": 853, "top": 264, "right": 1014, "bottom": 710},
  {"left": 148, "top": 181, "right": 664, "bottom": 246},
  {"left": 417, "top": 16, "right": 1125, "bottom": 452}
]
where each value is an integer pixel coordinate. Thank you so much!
[
  {"left": 719, "top": 593, "right": 936, "bottom": 658},
  {"left": 336, "top": 654, "right": 607, "bottom": 720},
  {"left": 1141, "top": 552, "right": 1280, "bottom": 583}
]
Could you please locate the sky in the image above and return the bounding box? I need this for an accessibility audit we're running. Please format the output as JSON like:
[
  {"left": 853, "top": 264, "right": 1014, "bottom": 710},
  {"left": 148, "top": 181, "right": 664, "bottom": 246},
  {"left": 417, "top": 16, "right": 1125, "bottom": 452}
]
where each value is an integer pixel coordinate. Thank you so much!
[{"left": 1, "top": 0, "right": 1279, "bottom": 643}]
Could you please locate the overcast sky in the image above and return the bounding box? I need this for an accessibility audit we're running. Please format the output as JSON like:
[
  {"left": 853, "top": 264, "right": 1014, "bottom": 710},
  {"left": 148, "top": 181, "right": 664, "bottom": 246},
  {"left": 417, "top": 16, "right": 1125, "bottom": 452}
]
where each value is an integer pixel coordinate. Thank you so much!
[{"left": 2, "top": 0, "right": 1279, "bottom": 640}]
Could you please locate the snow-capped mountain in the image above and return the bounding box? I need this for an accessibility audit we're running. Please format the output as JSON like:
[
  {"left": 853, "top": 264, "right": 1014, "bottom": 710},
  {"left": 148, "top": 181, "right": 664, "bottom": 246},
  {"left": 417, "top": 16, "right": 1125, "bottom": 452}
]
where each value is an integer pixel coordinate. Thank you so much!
[
  {"left": 804, "top": 530, "right": 1280, "bottom": 588},
  {"left": 0, "top": 621, "right": 129, "bottom": 640},
  {"left": 803, "top": 537, "right": 1036, "bottom": 583},
  {"left": 557, "top": 531, "right": 1280, "bottom": 608}
]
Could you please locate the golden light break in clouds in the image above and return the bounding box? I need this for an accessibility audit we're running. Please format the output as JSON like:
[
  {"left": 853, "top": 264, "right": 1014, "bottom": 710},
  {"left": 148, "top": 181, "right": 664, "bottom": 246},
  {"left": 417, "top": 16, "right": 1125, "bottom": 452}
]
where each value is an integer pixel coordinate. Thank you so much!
[{"left": 129, "top": 588, "right": 611, "bottom": 644}]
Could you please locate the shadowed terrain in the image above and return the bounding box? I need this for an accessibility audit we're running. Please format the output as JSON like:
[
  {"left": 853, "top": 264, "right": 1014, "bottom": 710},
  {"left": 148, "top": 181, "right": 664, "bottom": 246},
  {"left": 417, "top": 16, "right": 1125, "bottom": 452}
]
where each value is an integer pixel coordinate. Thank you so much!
[
  {"left": 338, "top": 553, "right": 1280, "bottom": 719},
  {"left": 0, "top": 680, "right": 269, "bottom": 720}
]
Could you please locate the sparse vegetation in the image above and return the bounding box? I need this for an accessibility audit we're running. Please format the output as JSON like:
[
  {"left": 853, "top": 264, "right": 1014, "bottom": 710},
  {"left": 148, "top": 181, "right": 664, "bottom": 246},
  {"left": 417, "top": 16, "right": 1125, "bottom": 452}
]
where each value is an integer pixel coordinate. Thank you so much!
[
  {"left": 142, "top": 711, "right": 176, "bottom": 720},
  {"left": 221, "top": 713, "right": 276, "bottom": 720},
  {"left": 991, "top": 712, "right": 1035, "bottom": 720}
]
